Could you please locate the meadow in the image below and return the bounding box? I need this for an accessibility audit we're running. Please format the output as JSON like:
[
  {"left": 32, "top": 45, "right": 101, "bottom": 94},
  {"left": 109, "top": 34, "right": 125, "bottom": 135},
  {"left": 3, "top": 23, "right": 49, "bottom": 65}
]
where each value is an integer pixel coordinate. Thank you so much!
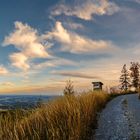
[{"left": 0, "top": 91, "right": 110, "bottom": 140}]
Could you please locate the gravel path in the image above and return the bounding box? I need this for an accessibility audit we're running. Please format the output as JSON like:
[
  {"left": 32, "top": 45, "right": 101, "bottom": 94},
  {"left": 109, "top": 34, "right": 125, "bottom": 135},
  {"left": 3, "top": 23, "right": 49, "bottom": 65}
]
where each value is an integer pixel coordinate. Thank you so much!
[{"left": 94, "top": 94, "right": 140, "bottom": 140}]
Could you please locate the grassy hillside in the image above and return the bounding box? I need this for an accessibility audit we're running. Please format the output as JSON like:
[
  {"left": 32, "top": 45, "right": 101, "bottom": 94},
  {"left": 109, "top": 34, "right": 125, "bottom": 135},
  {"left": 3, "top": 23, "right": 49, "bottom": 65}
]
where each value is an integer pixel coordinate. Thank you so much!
[{"left": 0, "top": 91, "right": 110, "bottom": 140}]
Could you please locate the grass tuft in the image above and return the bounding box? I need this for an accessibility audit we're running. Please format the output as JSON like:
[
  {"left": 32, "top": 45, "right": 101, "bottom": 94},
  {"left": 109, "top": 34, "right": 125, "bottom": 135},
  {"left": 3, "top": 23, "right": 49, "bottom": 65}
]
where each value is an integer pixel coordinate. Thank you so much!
[{"left": 0, "top": 91, "right": 110, "bottom": 140}]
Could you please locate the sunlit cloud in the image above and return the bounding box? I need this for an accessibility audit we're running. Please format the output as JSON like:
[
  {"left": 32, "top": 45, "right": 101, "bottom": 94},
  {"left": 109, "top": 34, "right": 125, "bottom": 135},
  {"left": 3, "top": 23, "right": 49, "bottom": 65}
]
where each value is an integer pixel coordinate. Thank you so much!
[
  {"left": 10, "top": 53, "right": 30, "bottom": 71},
  {"left": 44, "top": 21, "right": 114, "bottom": 54},
  {"left": 51, "top": 0, "right": 119, "bottom": 20},
  {"left": 3, "top": 21, "right": 50, "bottom": 71}
]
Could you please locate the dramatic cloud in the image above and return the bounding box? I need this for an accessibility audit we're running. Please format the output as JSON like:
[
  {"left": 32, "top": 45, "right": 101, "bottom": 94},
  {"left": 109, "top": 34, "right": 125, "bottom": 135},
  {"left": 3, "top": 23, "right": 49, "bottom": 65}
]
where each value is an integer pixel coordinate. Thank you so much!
[
  {"left": 52, "top": 71, "right": 99, "bottom": 79},
  {"left": 51, "top": 0, "right": 119, "bottom": 20},
  {"left": 44, "top": 21, "right": 113, "bottom": 53},
  {"left": 0, "top": 66, "right": 9, "bottom": 75},
  {"left": 3, "top": 21, "right": 50, "bottom": 71},
  {"left": 2, "top": 20, "right": 116, "bottom": 71}
]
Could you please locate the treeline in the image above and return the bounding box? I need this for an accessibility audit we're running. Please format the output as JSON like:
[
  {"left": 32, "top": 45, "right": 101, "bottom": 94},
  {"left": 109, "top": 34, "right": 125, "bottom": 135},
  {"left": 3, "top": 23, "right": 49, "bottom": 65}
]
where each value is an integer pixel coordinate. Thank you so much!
[{"left": 120, "top": 62, "right": 140, "bottom": 94}]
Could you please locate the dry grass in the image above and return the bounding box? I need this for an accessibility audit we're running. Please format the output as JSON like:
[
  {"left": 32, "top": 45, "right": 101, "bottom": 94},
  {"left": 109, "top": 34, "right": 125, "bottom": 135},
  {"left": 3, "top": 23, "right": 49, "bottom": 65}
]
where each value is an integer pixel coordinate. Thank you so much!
[{"left": 0, "top": 91, "right": 110, "bottom": 140}]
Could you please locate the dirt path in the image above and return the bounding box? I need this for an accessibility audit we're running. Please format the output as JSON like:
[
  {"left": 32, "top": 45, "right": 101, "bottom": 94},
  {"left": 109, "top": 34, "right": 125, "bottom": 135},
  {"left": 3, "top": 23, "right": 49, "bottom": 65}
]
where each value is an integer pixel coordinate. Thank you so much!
[{"left": 93, "top": 94, "right": 140, "bottom": 140}]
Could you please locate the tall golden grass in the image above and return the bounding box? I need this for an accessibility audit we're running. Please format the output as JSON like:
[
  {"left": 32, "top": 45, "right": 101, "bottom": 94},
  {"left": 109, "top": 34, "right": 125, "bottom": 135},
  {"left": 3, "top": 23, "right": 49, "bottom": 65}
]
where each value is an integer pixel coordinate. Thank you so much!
[{"left": 0, "top": 91, "right": 110, "bottom": 140}]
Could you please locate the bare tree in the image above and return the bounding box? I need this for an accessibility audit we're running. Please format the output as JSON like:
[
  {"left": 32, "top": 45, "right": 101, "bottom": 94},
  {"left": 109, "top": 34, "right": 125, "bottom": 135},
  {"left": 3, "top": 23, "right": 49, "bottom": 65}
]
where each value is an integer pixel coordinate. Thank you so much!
[
  {"left": 63, "top": 80, "right": 74, "bottom": 96},
  {"left": 130, "top": 62, "right": 140, "bottom": 92},
  {"left": 120, "top": 64, "right": 130, "bottom": 92}
]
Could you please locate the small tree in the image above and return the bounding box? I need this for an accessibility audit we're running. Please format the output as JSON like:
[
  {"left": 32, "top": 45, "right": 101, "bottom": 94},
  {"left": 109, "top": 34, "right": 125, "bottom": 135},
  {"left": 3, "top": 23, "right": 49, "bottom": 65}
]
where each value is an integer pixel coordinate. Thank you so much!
[
  {"left": 63, "top": 80, "right": 74, "bottom": 96},
  {"left": 130, "top": 62, "right": 140, "bottom": 92},
  {"left": 120, "top": 64, "right": 130, "bottom": 92}
]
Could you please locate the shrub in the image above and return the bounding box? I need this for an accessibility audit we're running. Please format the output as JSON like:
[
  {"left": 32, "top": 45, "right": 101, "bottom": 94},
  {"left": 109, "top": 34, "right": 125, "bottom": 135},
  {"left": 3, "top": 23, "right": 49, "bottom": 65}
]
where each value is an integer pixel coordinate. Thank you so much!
[{"left": 63, "top": 80, "right": 74, "bottom": 96}]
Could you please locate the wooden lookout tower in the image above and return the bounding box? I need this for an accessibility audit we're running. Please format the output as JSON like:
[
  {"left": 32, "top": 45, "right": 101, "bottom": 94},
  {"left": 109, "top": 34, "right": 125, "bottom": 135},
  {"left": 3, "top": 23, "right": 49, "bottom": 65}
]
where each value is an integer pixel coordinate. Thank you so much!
[{"left": 92, "top": 82, "right": 103, "bottom": 90}]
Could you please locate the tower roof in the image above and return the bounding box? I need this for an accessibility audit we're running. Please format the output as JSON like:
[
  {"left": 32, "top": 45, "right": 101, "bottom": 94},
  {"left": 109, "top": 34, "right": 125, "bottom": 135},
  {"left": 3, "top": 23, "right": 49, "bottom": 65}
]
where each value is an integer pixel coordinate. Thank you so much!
[{"left": 92, "top": 82, "right": 103, "bottom": 85}]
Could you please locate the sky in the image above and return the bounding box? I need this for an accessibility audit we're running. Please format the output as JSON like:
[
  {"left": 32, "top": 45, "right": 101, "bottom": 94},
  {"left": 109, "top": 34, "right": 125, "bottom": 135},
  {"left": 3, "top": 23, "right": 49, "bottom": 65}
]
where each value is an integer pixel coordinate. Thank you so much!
[{"left": 0, "top": 0, "right": 140, "bottom": 95}]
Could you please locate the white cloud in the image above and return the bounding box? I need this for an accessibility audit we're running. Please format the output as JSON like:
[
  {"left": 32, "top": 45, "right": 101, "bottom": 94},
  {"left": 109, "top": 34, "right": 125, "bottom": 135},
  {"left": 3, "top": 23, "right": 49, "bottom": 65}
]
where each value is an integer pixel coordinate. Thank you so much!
[
  {"left": 51, "top": 0, "right": 119, "bottom": 20},
  {"left": 10, "top": 53, "right": 30, "bottom": 71},
  {"left": 46, "top": 21, "right": 71, "bottom": 44},
  {"left": 0, "top": 66, "right": 9, "bottom": 75},
  {"left": 44, "top": 21, "right": 114, "bottom": 54},
  {"left": 2, "top": 20, "right": 116, "bottom": 72},
  {"left": 2, "top": 18, "right": 117, "bottom": 79},
  {"left": 3, "top": 21, "right": 50, "bottom": 71}
]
